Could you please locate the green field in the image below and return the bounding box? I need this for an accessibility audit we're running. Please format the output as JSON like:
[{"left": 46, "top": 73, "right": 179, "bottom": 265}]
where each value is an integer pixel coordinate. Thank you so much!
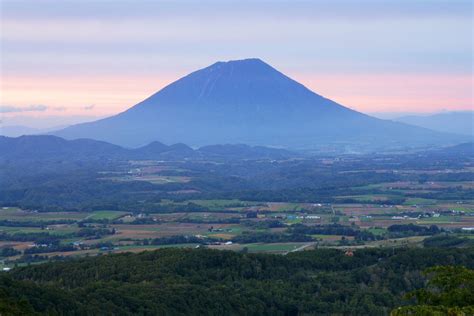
[
  {"left": 277, "top": 203, "right": 304, "bottom": 211},
  {"left": 336, "top": 194, "right": 398, "bottom": 202},
  {"left": 284, "top": 218, "right": 303, "bottom": 224},
  {"left": 189, "top": 199, "right": 248, "bottom": 208},
  {"left": 311, "top": 234, "right": 343, "bottom": 240},
  {"left": 87, "top": 211, "right": 128, "bottom": 220},
  {"left": 112, "top": 244, "right": 199, "bottom": 251},
  {"left": 0, "top": 226, "right": 43, "bottom": 234},
  {"left": 0, "top": 225, "right": 78, "bottom": 236},
  {"left": 0, "top": 208, "right": 89, "bottom": 222},
  {"left": 416, "top": 216, "right": 462, "bottom": 224},
  {"left": 403, "top": 198, "right": 436, "bottom": 206},
  {"left": 367, "top": 227, "right": 387, "bottom": 236},
  {"left": 106, "top": 175, "right": 191, "bottom": 184}
]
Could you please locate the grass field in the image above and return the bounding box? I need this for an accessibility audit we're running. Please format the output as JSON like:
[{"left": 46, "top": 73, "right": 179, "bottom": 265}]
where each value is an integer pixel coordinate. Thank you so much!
[
  {"left": 245, "top": 243, "right": 308, "bottom": 253},
  {"left": 284, "top": 218, "right": 303, "bottom": 224},
  {"left": 87, "top": 211, "right": 128, "bottom": 220},
  {"left": 266, "top": 202, "right": 309, "bottom": 212},
  {"left": 403, "top": 198, "right": 436, "bottom": 206},
  {"left": 335, "top": 194, "right": 398, "bottom": 202},
  {"left": 0, "top": 208, "right": 89, "bottom": 222},
  {"left": 105, "top": 175, "right": 191, "bottom": 184},
  {"left": 0, "top": 225, "right": 79, "bottom": 236},
  {"left": 113, "top": 244, "right": 199, "bottom": 251},
  {"left": 186, "top": 199, "right": 261, "bottom": 211},
  {"left": 0, "top": 226, "right": 44, "bottom": 234},
  {"left": 211, "top": 242, "right": 313, "bottom": 253},
  {"left": 311, "top": 234, "right": 344, "bottom": 241}
]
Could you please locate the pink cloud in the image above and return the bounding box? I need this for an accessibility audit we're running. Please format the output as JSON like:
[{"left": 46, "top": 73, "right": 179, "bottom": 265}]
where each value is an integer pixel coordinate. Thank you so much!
[{"left": 2, "top": 72, "right": 472, "bottom": 117}]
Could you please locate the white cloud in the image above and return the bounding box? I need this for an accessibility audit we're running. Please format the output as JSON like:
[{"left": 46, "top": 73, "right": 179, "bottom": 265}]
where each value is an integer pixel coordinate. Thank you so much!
[
  {"left": 0, "top": 105, "right": 68, "bottom": 113},
  {"left": 0, "top": 104, "right": 48, "bottom": 113}
]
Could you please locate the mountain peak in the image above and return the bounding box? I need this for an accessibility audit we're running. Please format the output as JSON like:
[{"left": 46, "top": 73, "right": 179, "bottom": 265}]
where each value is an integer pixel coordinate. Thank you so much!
[
  {"left": 213, "top": 58, "right": 268, "bottom": 67},
  {"left": 130, "top": 57, "right": 307, "bottom": 114},
  {"left": 202, "top": 58, "right": 278, "bottom": 77}
]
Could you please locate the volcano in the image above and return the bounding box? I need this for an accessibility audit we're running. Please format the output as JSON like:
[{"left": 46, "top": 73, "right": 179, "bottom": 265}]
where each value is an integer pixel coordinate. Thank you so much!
[{"left": 54, "top": 58, "right": 463, "bottom": 149}]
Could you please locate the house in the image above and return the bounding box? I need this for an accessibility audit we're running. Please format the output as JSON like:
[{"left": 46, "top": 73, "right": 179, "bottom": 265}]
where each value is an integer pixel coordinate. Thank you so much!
[
  {"left": 392, "top": 216, "right": 408, "bottom": 220},
  {"left": 344, "top": 249, "right": 354, "bottom": 257}
]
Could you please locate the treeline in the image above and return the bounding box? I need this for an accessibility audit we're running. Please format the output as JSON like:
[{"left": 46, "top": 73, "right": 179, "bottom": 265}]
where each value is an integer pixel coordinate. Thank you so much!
[
  {"left": 423, "top": 235, "right": 474, "bottom": 248},
  {"left": 387, "top": 224, "right": 441, "bottom": 237},
  {"left": 288, "top": 224, "right": 382, "bottom": 241},
  {"left": 0, "top": 227, "right": 115, "bottom": 244},
  {"left": 232, "top": 231, "right": 313, "bottom": 243},
  {"left": 0, "top": 220, "right": 75, "bottom": 227}
]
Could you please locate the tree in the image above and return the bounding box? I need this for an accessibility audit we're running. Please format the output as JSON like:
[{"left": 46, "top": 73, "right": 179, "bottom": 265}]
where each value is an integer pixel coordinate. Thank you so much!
[{"left": 391, "top": 266, "right": 474, "bottom": 316}]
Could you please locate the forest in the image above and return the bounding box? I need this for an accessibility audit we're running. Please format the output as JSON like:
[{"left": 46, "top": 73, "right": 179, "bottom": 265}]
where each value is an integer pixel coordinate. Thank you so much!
[{"left": 1, "top": 247, "right": 473, "bottom": 315}]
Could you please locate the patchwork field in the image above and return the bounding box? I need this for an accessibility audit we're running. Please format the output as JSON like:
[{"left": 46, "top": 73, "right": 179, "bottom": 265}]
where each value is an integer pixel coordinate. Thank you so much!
[{"left": 1, "top": 153, "right": 473, "bottom": 268}]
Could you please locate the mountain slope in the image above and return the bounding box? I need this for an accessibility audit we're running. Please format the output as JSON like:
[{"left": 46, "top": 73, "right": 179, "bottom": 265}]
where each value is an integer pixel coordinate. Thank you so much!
[
  {"left": 0, "top": 135, "right": 127, "bottom": 161},
  {"left": 54, "top": 58, "right": 465, "bottom": 149},
  {"left": 435, "top": 142, "right": 474, "bottom": 157},
  {"left": 394, "top": 111, "right": 474, "bottom": 136}
]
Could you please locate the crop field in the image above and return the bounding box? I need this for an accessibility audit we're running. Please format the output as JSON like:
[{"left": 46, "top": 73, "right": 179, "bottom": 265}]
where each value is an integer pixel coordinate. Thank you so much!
[
  {"left": 186, "top": 199, "right": 263, "bottom": 211},
  {"left": 86, "top": 211, "right": 128, "bottom": 220},
  {"left": 403, "top": 198, "right": 437, "bottom": 206},
  {"left": 311, "top": 234, "right": 346, "bottom": 241},
  {"left": 0, "top": 208, "right": 89, "bottom": 221},
  {"left": 209, "top": 242, "right": 314, "bottom": 254},
  {"left": 354, "top": 181, "right": 474, "bottom": 190},
  {"left": 110, "top": 222, "right": 239, "bottom": 239},
  {"left": 106, "top": 174, "right": 191, "bottom": 184},
  {"left": 0, "top": 225, "right": 79, "bottom": 235},
  {"left": 335, "top": 194, "right": 399, "bottom": 202}
]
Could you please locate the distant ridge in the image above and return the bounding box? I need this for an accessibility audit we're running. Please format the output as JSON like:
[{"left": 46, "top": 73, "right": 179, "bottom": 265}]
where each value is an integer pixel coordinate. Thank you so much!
[
  {"left": 0, "top": 135, "right": 297, "bottom": 161},
  {"left": 54, "top": 58, "right": 467, "bottom": 149},
  {"left": 394, "top": 111, "right": 474, "bottom": 136}
]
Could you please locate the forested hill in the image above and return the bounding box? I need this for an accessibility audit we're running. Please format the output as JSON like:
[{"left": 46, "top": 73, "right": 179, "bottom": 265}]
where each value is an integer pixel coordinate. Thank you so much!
[
  {"left": 436, "top": 142, "right": 474, "bottom": 157},
  {"left": 1, "top": 247, "right": 474, "bottom": 315},
  {"left": 0, "top": 135, "right": 297, "bottom": 161}
]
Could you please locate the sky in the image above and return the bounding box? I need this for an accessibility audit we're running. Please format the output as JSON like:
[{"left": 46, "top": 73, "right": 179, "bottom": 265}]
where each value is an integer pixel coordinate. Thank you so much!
[{"left": 0, "top": 0, "right": 473, "bottom": 128}]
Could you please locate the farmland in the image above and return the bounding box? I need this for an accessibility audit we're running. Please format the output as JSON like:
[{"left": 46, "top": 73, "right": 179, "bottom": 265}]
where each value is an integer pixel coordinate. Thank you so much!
[
  {"left": 1, "top": 145, "right": 473, "bottom": 267},
  {"left": 1, "top": 190, "right": 474, "bottom": 267}
]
